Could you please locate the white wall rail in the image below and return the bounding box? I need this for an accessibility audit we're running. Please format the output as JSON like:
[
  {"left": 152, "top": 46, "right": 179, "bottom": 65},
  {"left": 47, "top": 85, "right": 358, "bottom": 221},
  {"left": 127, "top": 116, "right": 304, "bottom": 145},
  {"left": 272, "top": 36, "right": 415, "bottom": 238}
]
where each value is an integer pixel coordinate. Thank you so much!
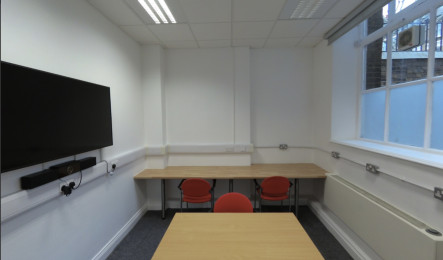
[{"left": 1, "top": 147, "right": 146, "bottom": 223}]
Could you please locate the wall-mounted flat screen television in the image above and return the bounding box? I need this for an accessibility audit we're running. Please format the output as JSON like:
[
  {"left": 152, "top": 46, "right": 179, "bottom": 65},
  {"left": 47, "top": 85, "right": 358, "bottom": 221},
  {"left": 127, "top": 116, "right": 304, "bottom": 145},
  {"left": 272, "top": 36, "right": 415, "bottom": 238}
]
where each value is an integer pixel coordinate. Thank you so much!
[{"left": 1, "top": 61, "right": 113, "bottom": 173}]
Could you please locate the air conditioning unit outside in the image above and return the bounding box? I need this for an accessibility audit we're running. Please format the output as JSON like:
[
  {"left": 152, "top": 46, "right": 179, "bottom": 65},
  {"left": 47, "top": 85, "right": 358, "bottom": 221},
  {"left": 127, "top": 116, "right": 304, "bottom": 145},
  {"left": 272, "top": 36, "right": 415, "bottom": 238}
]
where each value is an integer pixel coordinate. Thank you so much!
[{"left": 397, "top": 25, "right": 425, "bottom": 51}]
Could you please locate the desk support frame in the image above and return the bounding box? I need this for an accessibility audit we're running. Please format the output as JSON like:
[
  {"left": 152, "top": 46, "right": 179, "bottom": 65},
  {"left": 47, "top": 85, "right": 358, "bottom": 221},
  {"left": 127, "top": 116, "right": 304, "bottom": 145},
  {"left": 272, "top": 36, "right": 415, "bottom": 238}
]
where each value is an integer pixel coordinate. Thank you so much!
[
  {"left": 294, "top": 179, "right": 299, "bottom": 217},
  {"left": 161, "top": 179, "right": 166, "bottom": 219},
  {"left": 135, "top": 164, "right": 327, "bottom": 220},
  {"left": 159, "top": 178, "right": 300, "bottom": 219}
]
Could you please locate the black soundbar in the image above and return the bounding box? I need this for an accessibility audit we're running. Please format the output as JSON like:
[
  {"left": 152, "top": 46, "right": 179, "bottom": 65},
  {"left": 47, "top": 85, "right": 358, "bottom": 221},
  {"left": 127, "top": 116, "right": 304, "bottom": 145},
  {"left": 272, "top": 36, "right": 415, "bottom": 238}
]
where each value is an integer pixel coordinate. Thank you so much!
[{"left": 20, "top": 157, "right": 96, "bottom": 190}]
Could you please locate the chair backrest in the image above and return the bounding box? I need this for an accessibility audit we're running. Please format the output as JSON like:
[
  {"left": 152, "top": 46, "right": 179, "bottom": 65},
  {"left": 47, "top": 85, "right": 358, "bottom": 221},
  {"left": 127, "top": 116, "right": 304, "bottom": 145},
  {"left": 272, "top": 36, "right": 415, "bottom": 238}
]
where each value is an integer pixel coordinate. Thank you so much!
[
  {"left": 214, "top": 192, "right": 253, "bottom": 213},
  {"left": 260, "top": 176, "right": 291, "bottom": 196},
  {"left": 180, "top": 178, "right": 211, "bottom": 197}
]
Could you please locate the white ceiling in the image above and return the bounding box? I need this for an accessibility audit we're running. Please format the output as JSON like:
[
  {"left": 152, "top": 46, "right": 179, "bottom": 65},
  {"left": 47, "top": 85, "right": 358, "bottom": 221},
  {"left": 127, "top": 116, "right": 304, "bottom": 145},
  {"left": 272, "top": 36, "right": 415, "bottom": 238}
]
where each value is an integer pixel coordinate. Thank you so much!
[{"left": 87, "top": 0, "right": 364, "bottom": 49}]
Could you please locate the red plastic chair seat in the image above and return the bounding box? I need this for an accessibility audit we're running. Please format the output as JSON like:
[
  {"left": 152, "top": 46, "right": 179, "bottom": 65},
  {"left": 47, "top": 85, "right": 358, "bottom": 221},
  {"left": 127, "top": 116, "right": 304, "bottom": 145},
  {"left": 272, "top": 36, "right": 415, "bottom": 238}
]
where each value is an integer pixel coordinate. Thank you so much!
[
  {"left": 255, "top": 176, "right": 292, "bottom": 211},
  {"left": 179, "top": 178, "right": 214, "bottom": 211},
  {"left": 214, "top": 192, "right": 253, "bottom": 213},
  {"left": 260, "top": 194, "right": 289, "bottom": 201},
  {"left": 183, "top": 193, "right": 212, "bottom": 203}
]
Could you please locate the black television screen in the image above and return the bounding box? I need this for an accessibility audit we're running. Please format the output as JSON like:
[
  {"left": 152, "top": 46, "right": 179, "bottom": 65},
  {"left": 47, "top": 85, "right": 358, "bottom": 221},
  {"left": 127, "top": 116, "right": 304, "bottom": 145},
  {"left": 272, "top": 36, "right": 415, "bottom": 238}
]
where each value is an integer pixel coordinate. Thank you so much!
[{"left": 1, "top": 61, "right": 113, "bottom": 173}]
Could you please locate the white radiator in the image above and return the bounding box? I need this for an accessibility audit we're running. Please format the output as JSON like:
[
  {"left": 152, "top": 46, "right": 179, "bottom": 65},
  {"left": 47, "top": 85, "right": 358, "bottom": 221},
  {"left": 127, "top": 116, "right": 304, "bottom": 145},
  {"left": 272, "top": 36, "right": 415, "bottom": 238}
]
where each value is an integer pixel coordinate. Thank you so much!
[{"left": 324, "top": 174, "right": 443, "bottom": 260}]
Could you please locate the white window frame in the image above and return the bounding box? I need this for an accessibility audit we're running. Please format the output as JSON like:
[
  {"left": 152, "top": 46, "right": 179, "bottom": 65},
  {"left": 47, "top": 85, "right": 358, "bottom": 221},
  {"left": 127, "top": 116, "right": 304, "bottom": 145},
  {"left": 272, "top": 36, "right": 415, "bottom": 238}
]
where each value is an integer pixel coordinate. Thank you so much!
[{"left": 358, "top": 0, "right": 443, "bottom": 156}]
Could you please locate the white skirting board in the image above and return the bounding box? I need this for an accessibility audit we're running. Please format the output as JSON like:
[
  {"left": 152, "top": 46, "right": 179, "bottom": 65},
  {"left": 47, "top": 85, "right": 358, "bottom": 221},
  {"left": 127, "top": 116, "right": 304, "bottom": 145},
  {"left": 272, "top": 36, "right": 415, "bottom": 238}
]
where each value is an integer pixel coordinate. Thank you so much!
[
  {"left": 322, "top": 174, "right": 443, "bottom": 260},
  {"left": 308, "top": 200, "right": 383, "bottom": 260},
  {"left": 92, "top": 202, "right": 149, "bottom": 260}
]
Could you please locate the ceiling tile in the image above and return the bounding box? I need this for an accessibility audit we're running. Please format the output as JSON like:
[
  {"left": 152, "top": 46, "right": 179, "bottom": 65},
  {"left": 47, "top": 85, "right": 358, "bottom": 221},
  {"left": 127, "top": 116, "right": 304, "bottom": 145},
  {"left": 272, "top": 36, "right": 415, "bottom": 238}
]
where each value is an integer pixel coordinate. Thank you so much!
[
  {"left": 148, "top": 24, "right": 195, "bottom": 42},
  {"left": 190, "top": 23, "right": 231, "bottom": 41},
  {"left": 265, "top": 38, "right": 301, "bottom": 48},
  {"left": 270, "top": 19, "right": 318, "bottom": 38},
  {"left": 233, "top": 38, "right": 266, "bottom": 48},
  {"left": 297, "top": 37, "right": 323, "bottom": 47},
  {"left": 163, "top": 40, "right": 198, "bottom": 48},
  {"left": 88, "top": 0, "right": 143, "bottom": 25},
  {"left": 308, "top": 18, "right": 341, "bottom": 37},
  {"left": 233, "top": 0, "right": 287, "bottom": 22},
  {"left": 232, "top": 21, "right": 274, "bottom": 39},
  {"left": 120, "top": 25, "right": 160, "bottom": 44},
  {"left": 325, "top": 0, "right": 364, "bottom": 19},
  {"left": 198, "top": 40, "right": 231, "bottom": 48},
  {"left": 178, "top": 0, "right": 231, "bottom": 23}
]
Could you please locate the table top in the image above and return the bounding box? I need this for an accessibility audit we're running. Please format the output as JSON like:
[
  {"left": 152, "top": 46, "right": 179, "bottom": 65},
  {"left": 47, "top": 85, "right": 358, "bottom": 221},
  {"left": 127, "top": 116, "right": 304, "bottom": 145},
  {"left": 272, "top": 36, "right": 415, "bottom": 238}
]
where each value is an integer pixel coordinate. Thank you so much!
[
  {"left": 134, "top": 163, "right": 327, "bottom": 179},
  {"left": 152, "top": 213, "right": 324, "bottom": 260}
]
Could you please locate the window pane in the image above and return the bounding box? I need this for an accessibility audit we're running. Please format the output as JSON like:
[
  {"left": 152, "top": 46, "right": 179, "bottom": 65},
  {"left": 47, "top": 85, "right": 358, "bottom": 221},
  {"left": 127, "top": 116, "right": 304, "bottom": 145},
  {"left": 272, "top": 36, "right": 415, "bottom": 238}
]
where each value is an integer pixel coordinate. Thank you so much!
[
  {"left": 361, "top": 91, "right": 386, "bottom": 141},
  {"left": 367, "top": 4, "right": 389, "bottom": 34},
  {"left": 389, "top": 84, "right": 427, "bottom": 147},
  {"left": 395, "top": 0, "right": 418, "bottom": 13},
  {"left": 391, "top": 14, "right": 430, "bottom": 84},
  {"left": 435, "top": 6, "right": 443, "bottom": 77},
  {"left": 365, "top": 37, "right": 387, "bottom": 90},
  {"left": 431, "top": 81, "right": 443, "bottom": 150}
]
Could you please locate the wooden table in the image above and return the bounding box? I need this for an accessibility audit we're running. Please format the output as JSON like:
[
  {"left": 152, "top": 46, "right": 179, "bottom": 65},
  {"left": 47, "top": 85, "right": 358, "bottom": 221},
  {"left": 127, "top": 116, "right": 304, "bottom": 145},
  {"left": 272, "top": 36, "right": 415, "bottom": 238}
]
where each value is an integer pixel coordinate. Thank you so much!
[
  {"left": 134, "top": 163, "right": 327, "bottom": 218},
  {"left": 152, "top": 213, "right": 324, "bottom": 259}
]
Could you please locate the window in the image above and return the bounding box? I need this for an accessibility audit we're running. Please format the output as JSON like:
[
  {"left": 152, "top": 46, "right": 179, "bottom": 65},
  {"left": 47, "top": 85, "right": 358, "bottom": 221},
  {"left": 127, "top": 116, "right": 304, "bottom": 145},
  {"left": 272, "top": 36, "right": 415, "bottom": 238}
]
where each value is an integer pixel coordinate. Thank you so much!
[{"left": 360, "top": 1, "right": 443, "bottom": 152}]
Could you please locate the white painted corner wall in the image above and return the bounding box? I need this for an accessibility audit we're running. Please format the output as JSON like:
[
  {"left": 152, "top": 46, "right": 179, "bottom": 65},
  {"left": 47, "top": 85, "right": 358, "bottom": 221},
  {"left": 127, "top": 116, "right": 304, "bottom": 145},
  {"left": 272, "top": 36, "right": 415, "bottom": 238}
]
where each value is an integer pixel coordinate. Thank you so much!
[
  {"left": 311, "top": 29, "right": 443, "bottom": 259},
  {"left": 1, "top": 0, "right": 147, "bottom": 259},
  {"left": 141, "top": 45, "right": 318, "bottom": 204}
]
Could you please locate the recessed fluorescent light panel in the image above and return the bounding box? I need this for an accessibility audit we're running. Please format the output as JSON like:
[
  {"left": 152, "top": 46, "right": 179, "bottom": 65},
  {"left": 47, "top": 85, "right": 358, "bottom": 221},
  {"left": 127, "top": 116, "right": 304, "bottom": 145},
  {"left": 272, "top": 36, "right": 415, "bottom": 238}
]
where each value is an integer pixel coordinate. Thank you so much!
[
  {"left": 279, "top": 0, "right": 336, "bottom": 20},
  {"left": 138, "top": 0, "right": 176, "bottom": 24},
  {"left": 291, "top": 0, "right": 326, "bottom": 18}
]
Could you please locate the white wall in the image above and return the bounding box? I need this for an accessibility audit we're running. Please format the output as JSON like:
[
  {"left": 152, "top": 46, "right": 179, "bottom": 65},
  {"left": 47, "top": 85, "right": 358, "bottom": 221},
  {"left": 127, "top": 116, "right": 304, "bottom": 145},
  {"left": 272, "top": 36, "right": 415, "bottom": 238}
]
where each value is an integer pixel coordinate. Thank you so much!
[
  {"left": 251, "top": 48, "right": 313, "bottom": 149},
  {"left": 165, "top": 48, "right": 235, "bottom": 144},
  {"left": 250, "top": 48, "right": 315, "bottom": 165},
  {"left": 1, "top": 0, "right": 147, "bottom": 259},
  {"left": 311, "top": 29, "right": 443, "bottom": 258},
  {"left": 142, "top": 47, "right": 317, "bottom": 205}
]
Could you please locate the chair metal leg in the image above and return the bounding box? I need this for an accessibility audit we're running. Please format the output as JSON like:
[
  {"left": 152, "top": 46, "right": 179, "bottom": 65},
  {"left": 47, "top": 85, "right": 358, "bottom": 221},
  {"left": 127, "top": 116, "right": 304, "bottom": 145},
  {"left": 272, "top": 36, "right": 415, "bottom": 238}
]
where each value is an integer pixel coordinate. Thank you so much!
[
  {"left": 288, "top": 186, "right": 291, "bottom": 212},
  {"left": 259, "top": 196, "right": 262, "bottom": 212},
  {"left": 180, "top": 192, "right": 183, "bottom": 212},
  {"left": 253, "top": 184, "right": 256, "bottom": 211},
  {"left": 211, "top": 190, "right": 214, "bottom": 212}
]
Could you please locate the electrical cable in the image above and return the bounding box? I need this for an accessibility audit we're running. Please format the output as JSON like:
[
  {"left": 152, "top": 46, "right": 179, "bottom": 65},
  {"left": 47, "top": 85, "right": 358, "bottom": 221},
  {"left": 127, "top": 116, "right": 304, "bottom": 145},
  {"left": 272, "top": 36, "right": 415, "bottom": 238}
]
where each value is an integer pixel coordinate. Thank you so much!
[
  {"left": 72, "top": 170, "right": 82, "bottom": 190},
  {"left": 100, "top": 159, "right": 117, "bottom": 175}
]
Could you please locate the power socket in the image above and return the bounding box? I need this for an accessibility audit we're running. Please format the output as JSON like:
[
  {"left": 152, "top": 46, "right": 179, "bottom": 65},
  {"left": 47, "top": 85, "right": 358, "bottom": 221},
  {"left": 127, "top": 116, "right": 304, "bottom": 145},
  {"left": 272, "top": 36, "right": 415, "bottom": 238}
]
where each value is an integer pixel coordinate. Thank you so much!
[
  {"left": 434, "top": 187, "right": 443, "bottom": 201},
  {"left": 60, "top": 179, "right": 76, "bottom": 196},
  {"left": 109, "top": 160, "right": 119, "bottom": 174},
  {"left": 365, "top": 163, "right": 380, "bottom": 174},
  {"left": 59, "top": 179, "right": 76, "bottom": 191}
]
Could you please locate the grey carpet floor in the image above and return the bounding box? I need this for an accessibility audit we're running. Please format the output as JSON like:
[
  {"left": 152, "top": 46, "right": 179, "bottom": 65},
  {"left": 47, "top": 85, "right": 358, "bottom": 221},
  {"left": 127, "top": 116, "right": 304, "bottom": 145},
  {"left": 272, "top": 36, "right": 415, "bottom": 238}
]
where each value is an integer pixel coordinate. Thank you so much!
[{"left": 107, "top": 206, "right": 353, "bottom": 260}]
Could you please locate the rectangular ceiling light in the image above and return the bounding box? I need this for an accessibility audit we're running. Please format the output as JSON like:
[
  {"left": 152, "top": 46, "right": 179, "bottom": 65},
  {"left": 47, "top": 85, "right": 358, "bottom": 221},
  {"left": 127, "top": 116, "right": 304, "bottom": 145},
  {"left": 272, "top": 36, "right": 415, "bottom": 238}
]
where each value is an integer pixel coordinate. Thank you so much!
[
  {"left": 147, "top": 0, "right": 169, "bottom": 23},
  {"left": 158, "top": 0, "right": 176, "bottom": 23},
  {"left": 138, "top": 0, "right": 176, "bottom": 24},
  {"left": 290, "top": 0, "right": 326, "bottom": 19},
  {"left": 138, "top": 0, "right": 160, "bottom": 24}
]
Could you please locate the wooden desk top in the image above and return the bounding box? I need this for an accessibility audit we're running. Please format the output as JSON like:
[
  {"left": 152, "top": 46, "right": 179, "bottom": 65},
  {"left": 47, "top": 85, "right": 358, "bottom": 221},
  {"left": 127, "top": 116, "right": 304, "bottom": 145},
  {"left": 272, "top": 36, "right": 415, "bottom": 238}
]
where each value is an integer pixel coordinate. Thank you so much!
[
  {"left": 134, "top": 163, "right": 327, "bottom": 179},
  {"left": 152, "top": 213, "right": 324, "bottom": 260}
]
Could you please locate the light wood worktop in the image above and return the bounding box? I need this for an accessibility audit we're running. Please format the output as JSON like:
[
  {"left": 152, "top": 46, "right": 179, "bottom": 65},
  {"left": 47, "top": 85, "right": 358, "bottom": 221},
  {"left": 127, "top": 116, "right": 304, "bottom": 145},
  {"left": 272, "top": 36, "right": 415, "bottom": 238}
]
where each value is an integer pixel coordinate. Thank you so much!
[
  {"left": 152, "top": 213, "right": 324, "bottom": 259},
  {"left": 134, "top": 163, "right": 327, "bottom": 179}
]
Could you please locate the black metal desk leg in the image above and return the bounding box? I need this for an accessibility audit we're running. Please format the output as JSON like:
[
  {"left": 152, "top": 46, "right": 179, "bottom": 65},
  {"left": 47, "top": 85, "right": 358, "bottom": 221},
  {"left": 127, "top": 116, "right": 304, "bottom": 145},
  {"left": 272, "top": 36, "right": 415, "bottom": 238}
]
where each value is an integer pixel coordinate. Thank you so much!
[
  {"left": 294, "top": 179, "right": 299, "bottom": 217},
  {"left": 229, "top": 179, "right": 234, "bottom": 192},
  {"left": 161, "top": 179, "right": 166, "bottom": 219}
]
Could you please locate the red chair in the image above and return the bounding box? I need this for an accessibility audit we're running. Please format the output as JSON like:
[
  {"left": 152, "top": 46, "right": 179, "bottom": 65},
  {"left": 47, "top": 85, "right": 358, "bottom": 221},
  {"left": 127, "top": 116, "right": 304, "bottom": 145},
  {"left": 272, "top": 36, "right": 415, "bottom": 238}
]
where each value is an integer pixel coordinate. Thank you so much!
[
  {"left": 214, "top": 192, "right": 253, "bottom": 213},
  {"left": 254, "top": 176, "right": 292, "bottom": 212},
  {"left": 178, "top": 178, "right": 216, "bottom": 212}
]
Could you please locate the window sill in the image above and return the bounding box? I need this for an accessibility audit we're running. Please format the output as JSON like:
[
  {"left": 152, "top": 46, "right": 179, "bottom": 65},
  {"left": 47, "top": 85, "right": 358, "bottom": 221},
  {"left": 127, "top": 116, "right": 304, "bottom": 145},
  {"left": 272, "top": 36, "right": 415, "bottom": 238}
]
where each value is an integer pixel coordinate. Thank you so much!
[{"left": 331, "top": 139, "right": 443, "bottom": 170}]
